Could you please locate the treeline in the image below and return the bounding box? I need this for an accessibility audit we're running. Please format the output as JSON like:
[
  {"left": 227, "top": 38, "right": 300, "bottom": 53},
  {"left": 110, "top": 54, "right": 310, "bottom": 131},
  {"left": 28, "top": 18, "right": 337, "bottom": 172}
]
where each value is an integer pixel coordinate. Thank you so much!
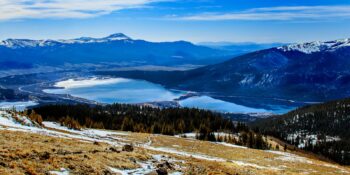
[
  {"left": 32, "top": 104, "right": 269, "bottom": 150},
  {"left": 193, "top": 123, "right": 270, "bottom": 150},
  {"left": 33, "top": 104, "right": 236, "bottom": 134},
  {"left": 251, "top": 98, "right": 350, "bottom": 165}
]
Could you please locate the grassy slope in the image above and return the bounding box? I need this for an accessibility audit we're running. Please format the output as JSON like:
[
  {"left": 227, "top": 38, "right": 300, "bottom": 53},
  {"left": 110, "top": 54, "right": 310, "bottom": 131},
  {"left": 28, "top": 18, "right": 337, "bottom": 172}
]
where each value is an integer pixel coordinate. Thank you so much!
[{"left": 0, "top": 126, "right": 349, "bottom": 175}]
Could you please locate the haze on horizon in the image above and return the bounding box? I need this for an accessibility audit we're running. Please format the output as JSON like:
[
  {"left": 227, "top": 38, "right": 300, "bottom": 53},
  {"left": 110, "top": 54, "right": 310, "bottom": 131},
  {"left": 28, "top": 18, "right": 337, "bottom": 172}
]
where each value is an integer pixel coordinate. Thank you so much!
[{"left": 0, "top": 0, "right": 350, "bottom": 43}]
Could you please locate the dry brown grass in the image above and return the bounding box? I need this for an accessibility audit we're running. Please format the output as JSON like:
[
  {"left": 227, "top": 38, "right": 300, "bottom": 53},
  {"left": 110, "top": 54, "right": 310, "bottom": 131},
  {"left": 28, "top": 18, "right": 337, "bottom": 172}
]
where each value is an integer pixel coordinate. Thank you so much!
[
  {"left": 0, "top": 130, "right": 148, "bottom": 175},
  {"left": 0, "top": 128, "right": 349, "bottom": 175},
  {"left": 125, "top": 133, "right": 350, "bottom": 175}
]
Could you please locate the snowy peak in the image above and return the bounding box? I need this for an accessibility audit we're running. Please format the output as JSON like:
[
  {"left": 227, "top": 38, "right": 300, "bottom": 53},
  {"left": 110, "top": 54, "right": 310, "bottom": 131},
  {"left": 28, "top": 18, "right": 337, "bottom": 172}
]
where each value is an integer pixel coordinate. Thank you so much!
[
  {"left": 0, "top": 33, "right": 132, "bottom": 48},
  {"left": 66, "top": 33, "right": 131, "bottom": 43},
  {"left": 104, "top": 33, "right": 131, "bottom": 40},
  {"left": 277, "top": 38, "right": 350, "bottom": 54}
]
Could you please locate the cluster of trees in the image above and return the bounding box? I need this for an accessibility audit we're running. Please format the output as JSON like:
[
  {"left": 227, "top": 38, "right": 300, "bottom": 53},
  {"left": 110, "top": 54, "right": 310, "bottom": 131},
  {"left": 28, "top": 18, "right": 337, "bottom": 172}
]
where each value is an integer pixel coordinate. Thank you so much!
[
  {"left": 193, "top": 123, "right": 270, "bottom": 149},
  {"left": 304, "top": 140, "right": 350, "bottom": 165},
  {"left": 33, "top": 104, "right": 237, "bottom": 134},
  {"left": 32, "top": 104, "right": 269, "bottom": 150},
  {"left": 251, "top": 98, "right": 350, "bottom": 165},
  {"left": 27, "top": 110, "right": 43, "bottom": 126},
  {"left": 58, "top": 116, "right": 82, "bottom": 130}
]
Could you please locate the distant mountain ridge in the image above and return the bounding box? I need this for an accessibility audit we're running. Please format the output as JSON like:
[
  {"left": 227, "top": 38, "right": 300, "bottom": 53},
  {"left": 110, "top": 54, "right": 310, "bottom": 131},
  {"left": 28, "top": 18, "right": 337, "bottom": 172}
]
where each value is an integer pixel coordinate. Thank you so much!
[
  {"left": 0, "top": 33, "right": 233, "bottom": 68},
  {"left": 0, "top": 33, "right": 131, "bottom": 48},
  {"left": 100, "top": 38, "right": 350, "bottom": 103},
  {"left": 199, "top": 42, "right": 286, "bottom": 55}
]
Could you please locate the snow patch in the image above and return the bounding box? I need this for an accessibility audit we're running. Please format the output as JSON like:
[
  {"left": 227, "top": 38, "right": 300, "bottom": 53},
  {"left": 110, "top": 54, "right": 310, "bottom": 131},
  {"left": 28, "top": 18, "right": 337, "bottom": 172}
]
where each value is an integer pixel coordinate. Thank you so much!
[
  {"left": 144, "top": 146, "right": 226, "bottom": 162},
  {"left": 216, "top": 142, "right": 247, "bottom": 149},
  {"left": 230, "top": 160, "right": 278, "bottom": 170},
  {"left": 53, "top": 77, "right": 130, "bottom": 89},
  {"left": 266, "top": 150, "right": 313, "bottom": 164},
  {"left": 49, "top": 168, "right": 69, "bottom": 175}
]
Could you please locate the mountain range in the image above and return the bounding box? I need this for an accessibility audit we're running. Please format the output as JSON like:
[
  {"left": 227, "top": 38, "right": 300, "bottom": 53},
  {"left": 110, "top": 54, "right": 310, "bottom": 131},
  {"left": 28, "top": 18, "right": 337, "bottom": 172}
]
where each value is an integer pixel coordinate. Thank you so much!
[
  {"left": 199, "top": 42, "right": 285, "bottom": 55},
  {"left": 99, "top": 38, "right": 350, "bottom": 103},
  {"left": 0, "top": 33, "right": 233, "bottom": 68}
]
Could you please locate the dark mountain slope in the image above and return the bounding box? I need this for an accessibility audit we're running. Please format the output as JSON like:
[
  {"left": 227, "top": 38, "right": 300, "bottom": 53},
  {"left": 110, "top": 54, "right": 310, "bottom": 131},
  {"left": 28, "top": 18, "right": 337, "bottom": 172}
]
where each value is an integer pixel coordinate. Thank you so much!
[{"left": 251, "top": 98, "right": 350, "bottom": 164}]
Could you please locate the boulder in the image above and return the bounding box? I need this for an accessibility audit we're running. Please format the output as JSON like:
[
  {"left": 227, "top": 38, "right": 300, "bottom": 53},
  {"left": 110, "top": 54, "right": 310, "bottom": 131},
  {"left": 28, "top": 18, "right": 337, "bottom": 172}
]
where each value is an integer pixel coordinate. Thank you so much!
[{"left": 122, "top": 144, "right": 134, "bottom": 152}]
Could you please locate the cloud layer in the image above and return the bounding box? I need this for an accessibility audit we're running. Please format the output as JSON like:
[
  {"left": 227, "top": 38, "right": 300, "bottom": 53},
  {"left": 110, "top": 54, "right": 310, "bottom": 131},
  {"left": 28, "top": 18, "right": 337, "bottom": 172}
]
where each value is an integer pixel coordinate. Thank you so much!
[
  {"left": 0, "top": 0, "right": 160, "bottom": 20},
  {"left": 178, "top": 6, "right": 350, "bottom": 21}
]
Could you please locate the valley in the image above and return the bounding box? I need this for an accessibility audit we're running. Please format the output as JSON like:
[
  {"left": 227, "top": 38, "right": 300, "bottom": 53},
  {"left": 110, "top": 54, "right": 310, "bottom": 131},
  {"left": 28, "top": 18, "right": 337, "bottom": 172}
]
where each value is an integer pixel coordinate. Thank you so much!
[
  {"left": 1, "top": 34, "right": 350, "bottom": 174},
  {"left": 1, "top": 0, "right": 350, "bottom": 174},
  {"left": 0, "top": 70, "right": 297, "bottom": 118}
]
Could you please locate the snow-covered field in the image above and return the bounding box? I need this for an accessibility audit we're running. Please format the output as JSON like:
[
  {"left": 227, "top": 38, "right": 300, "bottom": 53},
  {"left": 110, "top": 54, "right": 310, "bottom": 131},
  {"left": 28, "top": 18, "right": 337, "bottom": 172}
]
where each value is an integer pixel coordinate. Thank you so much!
[{"left": 0, "top": 101, "right": 38, "bottom": 111}]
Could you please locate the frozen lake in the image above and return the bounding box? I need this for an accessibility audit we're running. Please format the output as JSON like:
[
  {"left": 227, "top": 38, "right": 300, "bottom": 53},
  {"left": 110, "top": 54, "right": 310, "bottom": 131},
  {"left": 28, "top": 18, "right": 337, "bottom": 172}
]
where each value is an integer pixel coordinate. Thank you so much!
[
  {"left": 43, "top": 77, "right": 293, "bottom": 114},
  {"left": 44, "top": 78, "right": 184, "bottom": 104}
]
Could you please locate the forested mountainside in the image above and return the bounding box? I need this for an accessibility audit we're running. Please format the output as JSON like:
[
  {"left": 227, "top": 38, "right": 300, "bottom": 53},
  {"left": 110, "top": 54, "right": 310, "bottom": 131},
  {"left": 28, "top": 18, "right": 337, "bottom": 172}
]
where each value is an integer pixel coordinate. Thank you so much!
[
  {"left": 99, "top": 38, "right": 350, "bottom": 102},
  {"left": 32, "top": 104, "right": 269, "bottom": 150},
  {"left": 251, "top": 98, "right": 350, "bottom": 165},
  {"left": 0, "top": 33, "right": 232, "bottom": 68}
]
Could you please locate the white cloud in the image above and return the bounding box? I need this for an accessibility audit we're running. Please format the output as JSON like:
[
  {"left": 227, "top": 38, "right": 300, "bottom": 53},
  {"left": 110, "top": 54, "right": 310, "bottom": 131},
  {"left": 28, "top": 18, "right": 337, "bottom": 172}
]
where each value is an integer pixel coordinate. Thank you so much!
[
  {"left": 0, "top": 0, "right": 163, "bottom": 20},
  {"left": 177, "top": 5, "right": 350, "bottom": 21}
]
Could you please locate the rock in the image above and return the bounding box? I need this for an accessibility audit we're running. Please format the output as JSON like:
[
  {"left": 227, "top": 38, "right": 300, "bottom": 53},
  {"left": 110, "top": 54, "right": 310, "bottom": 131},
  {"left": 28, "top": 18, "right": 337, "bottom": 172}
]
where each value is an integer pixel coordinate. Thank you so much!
[
  {"left": 109, "top": 147, "right": 120, "bottom": 153},
  {"left": 68, "top": 165, "right": 75, "bottom": 170},
  {"left": 122, "top": 144, "right": 134, "bottom": 152},
  {"left": 156, "top": 167, "right": 168, "bottom": 175},
  {"left": 91, "top": 150, "right": 99, "bottom": 154},
  {"left": 103, "top": 169, "right": 113, "bottom": 175},
  {"left": 128, "top": 157, "right": 137, "bottom": 163},
  {"left": 157, "top": 161, "right": 174, "bottom": 170},
  {"left": 0, "top": 162, "right": 7, "bottom": 167},
  {"left": 39, "top": 152, "right": 50, "bottom": 160}
]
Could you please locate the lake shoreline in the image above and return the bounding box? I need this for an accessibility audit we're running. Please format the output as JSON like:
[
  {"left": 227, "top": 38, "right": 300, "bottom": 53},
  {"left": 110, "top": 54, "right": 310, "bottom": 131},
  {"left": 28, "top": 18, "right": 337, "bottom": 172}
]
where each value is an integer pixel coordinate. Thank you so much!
[{"left": 42, "top": 77, "right": 295, "bottom": 115}]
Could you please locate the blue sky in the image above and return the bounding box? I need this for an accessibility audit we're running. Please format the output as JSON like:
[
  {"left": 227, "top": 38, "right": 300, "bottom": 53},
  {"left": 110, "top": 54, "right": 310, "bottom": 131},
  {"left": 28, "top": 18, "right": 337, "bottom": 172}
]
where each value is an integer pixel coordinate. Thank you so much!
[{"left": 0, "top": 0, "right": 350, "bottom": 43}]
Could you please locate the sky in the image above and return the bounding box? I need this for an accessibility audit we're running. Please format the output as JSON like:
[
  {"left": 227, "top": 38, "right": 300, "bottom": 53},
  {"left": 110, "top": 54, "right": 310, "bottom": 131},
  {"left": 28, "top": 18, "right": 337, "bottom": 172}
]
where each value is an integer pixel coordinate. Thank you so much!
[{"left": 0, "top": 0, "right": 350, "bottom": 43}]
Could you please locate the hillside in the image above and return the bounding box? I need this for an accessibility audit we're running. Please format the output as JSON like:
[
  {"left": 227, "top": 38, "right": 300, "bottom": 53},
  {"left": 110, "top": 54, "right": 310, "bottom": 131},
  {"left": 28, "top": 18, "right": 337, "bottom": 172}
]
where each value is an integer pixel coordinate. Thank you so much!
[
  {"left": 99, "top": 38, "right": 350, "bottom": 103},
  {"left": 251, "top": 98, "right": 350, "bottom": 165},
  {"left": 0, "top": 110, "right": 349, "bottom": 175},
  {"left": 0, "top": 33, "right": 232, "bottom": 68}
]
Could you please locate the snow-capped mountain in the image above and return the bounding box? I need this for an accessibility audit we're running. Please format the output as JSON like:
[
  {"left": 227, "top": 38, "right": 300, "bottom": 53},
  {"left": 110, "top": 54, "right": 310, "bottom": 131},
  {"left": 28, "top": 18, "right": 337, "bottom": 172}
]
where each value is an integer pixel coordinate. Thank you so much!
[
  {"left": 61, "top": 33, "right": 131, "bottom": 45},
  {"left": 0, "top": 33, "right": 231, "bottom": 67},
  {"left": 277, "top": 38, "right": 350, "bottom": 54},
  {"left": 0, "top": 33, "right": 131, "bottom": 48}
]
